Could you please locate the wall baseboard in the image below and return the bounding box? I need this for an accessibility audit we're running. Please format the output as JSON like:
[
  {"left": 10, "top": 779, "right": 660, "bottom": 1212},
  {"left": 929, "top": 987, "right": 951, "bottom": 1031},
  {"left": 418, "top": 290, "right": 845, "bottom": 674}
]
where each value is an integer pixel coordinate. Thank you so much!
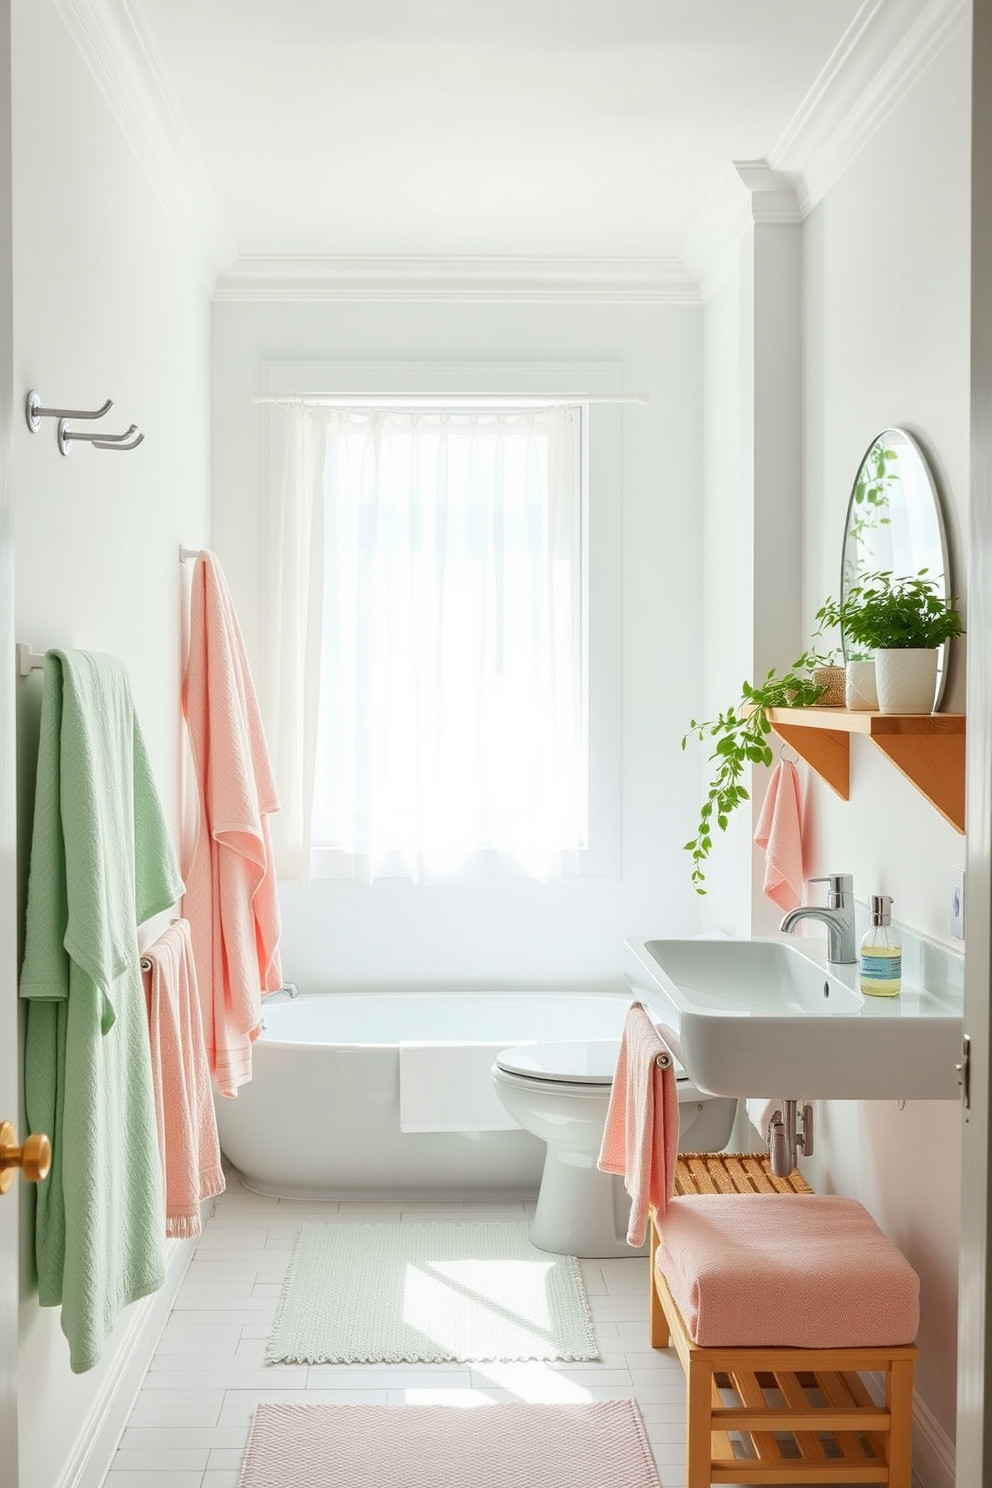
[
  {"left": 56, "top": 1233, "right": 198, "bottom": 1488},
  {"left": 864, "top": 1369, "right": 954, "bottom": 1488},
  {"left": 913, "top": 1386, "right": 956, "bottom": 1488}
]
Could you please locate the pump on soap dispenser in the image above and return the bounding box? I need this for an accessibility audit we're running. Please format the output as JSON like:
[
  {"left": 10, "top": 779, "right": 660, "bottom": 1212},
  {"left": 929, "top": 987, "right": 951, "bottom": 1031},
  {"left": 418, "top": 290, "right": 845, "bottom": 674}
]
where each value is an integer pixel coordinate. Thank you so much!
[{"left": 859, "top": 895, "right": 902, "bottom": 997}]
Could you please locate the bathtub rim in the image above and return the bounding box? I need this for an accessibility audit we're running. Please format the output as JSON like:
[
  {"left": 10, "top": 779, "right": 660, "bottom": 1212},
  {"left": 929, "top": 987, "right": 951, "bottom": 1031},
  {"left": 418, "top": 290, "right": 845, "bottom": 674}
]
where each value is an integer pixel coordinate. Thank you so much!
[{"left": 256, "top": 987, "right": 636, "bottom": 1050}]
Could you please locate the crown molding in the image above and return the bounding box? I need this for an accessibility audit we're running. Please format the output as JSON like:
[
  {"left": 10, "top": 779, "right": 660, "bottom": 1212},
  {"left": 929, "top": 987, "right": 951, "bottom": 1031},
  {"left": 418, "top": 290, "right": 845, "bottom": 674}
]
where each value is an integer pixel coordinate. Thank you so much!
[
  {"left": 213, "top": 255, "right": 701, "bottom": 305},
  {"left": 681, "top": 162, "right": 800, "bottom": 301},
  {"left": 682, "top": 0, "right": 970, "bottom": 300},
  {"left": 770, "top": 0, "right": 970, "bottom": 217},
  {"left": 53, "top": 0, "right": 236, "bottom": 285}
]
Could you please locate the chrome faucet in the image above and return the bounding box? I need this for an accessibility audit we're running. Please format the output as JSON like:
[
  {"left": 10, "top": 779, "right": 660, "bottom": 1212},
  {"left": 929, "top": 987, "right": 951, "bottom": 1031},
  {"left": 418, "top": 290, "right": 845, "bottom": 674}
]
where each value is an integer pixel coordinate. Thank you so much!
[{"left": 779, "top": 873, "right": 857, "bottom": 964}]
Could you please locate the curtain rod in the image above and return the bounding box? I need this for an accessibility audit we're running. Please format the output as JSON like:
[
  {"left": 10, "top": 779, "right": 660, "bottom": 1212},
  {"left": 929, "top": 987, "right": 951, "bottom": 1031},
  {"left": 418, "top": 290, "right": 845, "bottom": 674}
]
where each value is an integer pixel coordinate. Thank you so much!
[{"left": 253, "top": 392, "right": 649, "bottom": 408}]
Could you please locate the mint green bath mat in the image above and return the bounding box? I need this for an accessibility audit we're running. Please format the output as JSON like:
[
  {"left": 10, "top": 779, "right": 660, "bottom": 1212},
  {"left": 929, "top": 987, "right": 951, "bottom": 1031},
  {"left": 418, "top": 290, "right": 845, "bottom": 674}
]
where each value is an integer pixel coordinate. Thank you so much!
[{"left": 265, "top": 1220, "right": 598, "bottom": 1363}]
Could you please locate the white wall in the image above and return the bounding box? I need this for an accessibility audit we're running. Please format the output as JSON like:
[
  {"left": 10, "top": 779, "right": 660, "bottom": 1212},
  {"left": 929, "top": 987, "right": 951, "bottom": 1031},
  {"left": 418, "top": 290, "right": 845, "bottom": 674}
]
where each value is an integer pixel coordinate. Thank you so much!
[
  {"left": 699, "top": 268, "right": 744, "bottom": 932},
  {"left": 698, "top": 212, "right": 807, "bottom": 937},
  {"left": 11, "top": 5, "right": 211, "bottom": 1485},
  {"left": 799, "top": 28, "right": 968, "bottom": 1471},
  {"left": 696, "top": 25, "right": 967, "bottom": 1479},
  {"left": 210, "top": 298, "right": 706, "bottom": 990},
  {"left": 209, "top": 20, "right": 969, "bottom": 1481}
]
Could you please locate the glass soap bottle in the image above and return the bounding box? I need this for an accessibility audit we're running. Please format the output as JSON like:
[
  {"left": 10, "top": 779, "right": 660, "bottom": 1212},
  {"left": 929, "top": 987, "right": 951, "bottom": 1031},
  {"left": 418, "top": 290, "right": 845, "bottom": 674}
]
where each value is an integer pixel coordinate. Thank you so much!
[{"left": 859, "top": 894, "right": 902, "bottom": 997}]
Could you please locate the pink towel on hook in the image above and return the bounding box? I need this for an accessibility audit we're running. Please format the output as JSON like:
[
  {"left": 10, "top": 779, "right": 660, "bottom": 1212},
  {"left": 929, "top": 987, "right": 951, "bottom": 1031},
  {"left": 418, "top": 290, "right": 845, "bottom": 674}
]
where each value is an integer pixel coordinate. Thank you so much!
[
  {"left": 597, "top": 1002, "right": 679, "bottom": 1246},
  {"left": 142, "top": 919, "right": 225, "bottom": 1236},
  {"left": 753, "top": 758, "right": 804, "bottom": 911},
  {"left": 182, "top": 551, "right": 283, "bottom": 1097}
]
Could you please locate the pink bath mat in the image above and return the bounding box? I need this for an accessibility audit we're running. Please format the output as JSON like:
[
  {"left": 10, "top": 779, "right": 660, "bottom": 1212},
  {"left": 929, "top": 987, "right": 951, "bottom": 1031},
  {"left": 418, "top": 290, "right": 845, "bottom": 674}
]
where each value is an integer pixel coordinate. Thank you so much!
[
  {"left": 265, "top": 1221, "right": 597, "bottom": 1363},
  {"left": 237, "top": 1401, "right": 661, "bottom": 1488}
]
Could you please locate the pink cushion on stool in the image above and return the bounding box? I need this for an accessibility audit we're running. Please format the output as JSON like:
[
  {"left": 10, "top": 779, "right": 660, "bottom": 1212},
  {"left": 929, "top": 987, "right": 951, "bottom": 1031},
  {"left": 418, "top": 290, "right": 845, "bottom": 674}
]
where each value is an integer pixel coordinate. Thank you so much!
[{"left": 654, "top": 1193, "right": 920, "bottom": 1348}]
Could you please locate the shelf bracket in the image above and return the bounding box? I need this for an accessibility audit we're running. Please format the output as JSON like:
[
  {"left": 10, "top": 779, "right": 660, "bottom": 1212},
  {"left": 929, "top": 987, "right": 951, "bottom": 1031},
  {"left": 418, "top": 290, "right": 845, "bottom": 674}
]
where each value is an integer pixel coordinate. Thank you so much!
[
  {"left": 869, "top": 730, "right": 965, "bottom": 832},
  {"left": 768, "top": 722, "right": 850, "bottom": 800}
]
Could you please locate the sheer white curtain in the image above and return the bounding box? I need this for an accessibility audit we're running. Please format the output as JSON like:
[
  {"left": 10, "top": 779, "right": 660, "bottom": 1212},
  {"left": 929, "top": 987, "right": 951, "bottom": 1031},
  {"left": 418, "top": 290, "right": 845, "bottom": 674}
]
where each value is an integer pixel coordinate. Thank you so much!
[
  {"left": 265, "top": 405, "right": 325, "bottom": 884},
  {"left": 268, "top": 404, "right": 585, "bottom": 884}
]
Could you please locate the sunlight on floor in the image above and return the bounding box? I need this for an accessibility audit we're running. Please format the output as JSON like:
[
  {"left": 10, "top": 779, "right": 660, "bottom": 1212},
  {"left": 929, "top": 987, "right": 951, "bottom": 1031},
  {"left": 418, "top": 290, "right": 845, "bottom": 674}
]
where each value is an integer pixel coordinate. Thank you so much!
[{"left": 402, "top": 1258, "right": 559, "bottom": 1357}]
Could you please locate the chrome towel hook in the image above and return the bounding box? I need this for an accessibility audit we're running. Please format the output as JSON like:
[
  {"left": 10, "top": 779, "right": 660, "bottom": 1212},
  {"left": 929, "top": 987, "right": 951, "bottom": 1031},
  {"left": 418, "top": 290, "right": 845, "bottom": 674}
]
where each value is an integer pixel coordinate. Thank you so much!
[
  {"left": 58, "top": 421, "right": 144, "bottom": 456},
  {"left": 25, "top": 389, "right": 145, "bottom": 454},
  {"left": 92, "top": 430, "right": 145, "bottom": 452},
  {"left": 25, "top": 390, "right": 113, "bottom": 431}
]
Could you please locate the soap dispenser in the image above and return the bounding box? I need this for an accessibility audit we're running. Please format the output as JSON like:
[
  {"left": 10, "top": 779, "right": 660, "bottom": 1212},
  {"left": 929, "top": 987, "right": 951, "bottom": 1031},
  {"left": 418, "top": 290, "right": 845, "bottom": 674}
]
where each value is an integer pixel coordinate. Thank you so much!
[{"left": 859, "top": 895, "right": 902, "bottom": 997}]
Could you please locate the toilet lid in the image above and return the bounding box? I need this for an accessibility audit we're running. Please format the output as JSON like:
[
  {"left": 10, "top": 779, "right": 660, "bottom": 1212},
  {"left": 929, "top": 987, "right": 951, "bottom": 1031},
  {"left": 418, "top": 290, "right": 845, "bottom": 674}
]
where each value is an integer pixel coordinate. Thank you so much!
[{"left": 495, "top": 1039, "right": 690, "bottom": 1087}]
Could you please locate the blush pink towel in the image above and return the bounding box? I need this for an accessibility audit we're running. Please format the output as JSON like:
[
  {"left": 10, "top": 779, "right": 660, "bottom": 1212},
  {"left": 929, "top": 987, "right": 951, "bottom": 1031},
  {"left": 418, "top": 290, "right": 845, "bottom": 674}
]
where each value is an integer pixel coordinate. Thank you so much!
[
  {"left": 182, "top": 551, "right": 283, "bottom": 1097},
  {"left": 597, "top": 1002, "right": 679, "bottom": 1246},
  {"left": 654, "top": 1193, "right": 919, "bottom": 1347},
  {"left": 142, "top": 919, "right": 225, "bottom": 1236},
  {"left": 753, "top": 758, "right": 804, "bottom": 911}
]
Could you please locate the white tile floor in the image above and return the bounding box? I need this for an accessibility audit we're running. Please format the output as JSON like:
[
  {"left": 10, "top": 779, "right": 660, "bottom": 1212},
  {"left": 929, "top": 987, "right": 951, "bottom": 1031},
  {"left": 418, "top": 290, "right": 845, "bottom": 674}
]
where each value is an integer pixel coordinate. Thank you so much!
[{"left": 101, "top": 1172, "right": 911, "bottom": 1488}]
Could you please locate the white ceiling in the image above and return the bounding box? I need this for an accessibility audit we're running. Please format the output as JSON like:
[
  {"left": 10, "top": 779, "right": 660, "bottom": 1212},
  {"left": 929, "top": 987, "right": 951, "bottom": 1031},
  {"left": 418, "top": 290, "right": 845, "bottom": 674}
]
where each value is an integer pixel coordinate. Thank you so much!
[{"left": 129, "top": 0, "right": 870, "bottom": 264}]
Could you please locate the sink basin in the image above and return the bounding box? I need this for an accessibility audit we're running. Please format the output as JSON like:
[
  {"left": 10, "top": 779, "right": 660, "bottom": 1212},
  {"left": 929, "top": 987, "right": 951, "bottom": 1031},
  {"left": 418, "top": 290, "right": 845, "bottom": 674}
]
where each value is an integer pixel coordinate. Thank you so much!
[{"left": 623, "top": 935, "right": 962, "bottom": 1100}]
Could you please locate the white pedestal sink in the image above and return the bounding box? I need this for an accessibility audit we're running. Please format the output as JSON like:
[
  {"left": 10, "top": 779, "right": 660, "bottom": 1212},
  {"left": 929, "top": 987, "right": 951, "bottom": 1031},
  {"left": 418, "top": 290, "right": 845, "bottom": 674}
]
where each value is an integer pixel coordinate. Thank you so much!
[{"left": 623, "top": 933, "right": 963, "bottom": 1101}]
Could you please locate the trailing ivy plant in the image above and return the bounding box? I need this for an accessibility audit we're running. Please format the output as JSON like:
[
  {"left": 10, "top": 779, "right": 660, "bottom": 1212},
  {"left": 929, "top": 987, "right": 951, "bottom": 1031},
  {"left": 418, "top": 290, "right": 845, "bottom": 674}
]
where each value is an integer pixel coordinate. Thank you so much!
[{"left": 681, "top": 653, "right": 825, "bottom": 894}]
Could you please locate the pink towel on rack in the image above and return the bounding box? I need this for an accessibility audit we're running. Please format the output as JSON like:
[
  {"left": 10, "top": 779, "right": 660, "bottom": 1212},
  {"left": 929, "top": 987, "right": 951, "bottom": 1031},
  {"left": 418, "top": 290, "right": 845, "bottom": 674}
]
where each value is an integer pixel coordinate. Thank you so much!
[
  {"left": 597, "top": 1002, "right": 679, "bottom": 1246},
  {"left": 142, "top": 919, "right": 225, "bottom": 1236},
  {"left": 182, "top": 551, "right": 283, "bottom": 1097},
  {"left": 753, "top": 759, "right": 805, "bottom": 911}
]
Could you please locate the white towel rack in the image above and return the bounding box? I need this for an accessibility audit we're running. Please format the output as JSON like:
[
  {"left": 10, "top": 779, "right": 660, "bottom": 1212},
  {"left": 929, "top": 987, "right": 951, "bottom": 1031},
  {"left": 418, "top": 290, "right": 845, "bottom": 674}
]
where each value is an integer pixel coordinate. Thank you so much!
[{"left": 16, "top": 643, "right": 44, "bottom": 676}]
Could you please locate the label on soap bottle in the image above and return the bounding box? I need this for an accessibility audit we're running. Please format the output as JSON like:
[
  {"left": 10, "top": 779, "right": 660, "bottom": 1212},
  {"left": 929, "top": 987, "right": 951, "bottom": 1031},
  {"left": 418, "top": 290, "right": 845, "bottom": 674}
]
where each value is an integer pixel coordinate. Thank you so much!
[{"left": 860, "top": 954, "right": 902, "bottom": 982}]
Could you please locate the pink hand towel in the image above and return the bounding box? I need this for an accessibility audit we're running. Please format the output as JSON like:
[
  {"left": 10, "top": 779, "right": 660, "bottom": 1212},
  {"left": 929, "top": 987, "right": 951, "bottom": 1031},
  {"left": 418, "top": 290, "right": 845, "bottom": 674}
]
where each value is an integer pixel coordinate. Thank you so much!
[
  {"left": 142, "top": 919, "right": 226, "bottom": 1236},
  {"left": 597, "top": 1002, "right": 679, "bottom": 1245},
  {"left": 182, "top": 551, "right": 283, "bottom": 1096},
  {"left": 753, "top": 758, "right": 804, "bottom": 911}
]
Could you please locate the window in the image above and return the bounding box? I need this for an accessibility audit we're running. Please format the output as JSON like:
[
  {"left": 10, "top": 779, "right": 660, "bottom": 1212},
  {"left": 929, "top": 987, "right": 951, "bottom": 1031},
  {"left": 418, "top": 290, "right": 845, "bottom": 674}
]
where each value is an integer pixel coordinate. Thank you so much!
[{"left": 306, "top": 404, "right": 586, "bottom": 882}]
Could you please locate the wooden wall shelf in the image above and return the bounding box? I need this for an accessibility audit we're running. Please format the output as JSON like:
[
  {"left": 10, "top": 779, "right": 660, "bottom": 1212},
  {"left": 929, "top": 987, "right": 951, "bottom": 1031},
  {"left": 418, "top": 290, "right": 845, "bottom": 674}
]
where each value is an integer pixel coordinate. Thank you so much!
[{"left": 765, "top": 707, "right": 966, "bottom": 833}]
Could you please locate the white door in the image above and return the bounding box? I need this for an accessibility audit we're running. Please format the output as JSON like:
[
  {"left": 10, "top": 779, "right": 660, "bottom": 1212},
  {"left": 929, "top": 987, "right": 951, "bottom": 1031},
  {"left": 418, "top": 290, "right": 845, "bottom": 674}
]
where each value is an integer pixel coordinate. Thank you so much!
[
  {"left": 957, "top": 5, "right": 992, "bottom": 1478},
  {"left": 0, "top": 5, "right": 17, "bottom": 1483}
]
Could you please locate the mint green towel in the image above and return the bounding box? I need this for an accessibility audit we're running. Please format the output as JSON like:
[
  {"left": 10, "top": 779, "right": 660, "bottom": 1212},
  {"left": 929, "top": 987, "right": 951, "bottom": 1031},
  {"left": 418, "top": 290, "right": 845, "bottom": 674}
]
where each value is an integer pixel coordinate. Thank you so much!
[{"left": 20, "top": 651, "right": 184, "bottom": 1373}]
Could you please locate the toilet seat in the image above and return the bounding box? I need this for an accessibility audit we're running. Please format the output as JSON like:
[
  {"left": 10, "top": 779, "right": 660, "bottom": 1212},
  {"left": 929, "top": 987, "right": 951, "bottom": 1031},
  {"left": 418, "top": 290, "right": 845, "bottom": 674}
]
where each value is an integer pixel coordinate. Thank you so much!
[{"left": 494, "top": 1038, "right": 692, "bottom": 1090}]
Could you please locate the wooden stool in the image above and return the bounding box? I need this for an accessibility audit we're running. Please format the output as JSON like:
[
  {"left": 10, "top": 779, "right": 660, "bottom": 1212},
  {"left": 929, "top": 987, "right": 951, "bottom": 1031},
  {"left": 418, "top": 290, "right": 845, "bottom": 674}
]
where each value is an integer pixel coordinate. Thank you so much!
[{"left": 650, "top": 1155, "right": 919, "bottom": 1488}]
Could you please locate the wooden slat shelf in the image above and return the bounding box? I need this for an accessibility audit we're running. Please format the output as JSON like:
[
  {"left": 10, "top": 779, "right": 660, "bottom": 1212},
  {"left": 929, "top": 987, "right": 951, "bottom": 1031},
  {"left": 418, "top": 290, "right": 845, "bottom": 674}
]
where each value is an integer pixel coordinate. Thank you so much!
[{"left": 765, "top": 706, "right": 966, "bottom": 833}]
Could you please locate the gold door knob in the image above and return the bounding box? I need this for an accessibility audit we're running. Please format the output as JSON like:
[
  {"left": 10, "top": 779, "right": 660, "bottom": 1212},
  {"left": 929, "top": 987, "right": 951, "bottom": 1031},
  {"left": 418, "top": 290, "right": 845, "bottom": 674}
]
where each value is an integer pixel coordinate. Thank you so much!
[{"left": 0, "top": 1120, "right": 52, "bottom": 1193}]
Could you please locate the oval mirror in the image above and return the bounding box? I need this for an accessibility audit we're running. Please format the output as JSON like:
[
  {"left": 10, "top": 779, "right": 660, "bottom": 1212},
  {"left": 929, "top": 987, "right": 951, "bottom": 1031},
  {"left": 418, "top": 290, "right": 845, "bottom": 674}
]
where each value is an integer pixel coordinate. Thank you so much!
[{"left": 840, "top": 428, "right": 951, "bottom": 707}]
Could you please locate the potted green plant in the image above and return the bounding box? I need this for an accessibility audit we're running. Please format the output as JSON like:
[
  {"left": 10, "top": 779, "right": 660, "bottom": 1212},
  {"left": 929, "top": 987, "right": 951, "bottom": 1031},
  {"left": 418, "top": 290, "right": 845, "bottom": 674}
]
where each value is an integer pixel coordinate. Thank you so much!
[
  {"left": 815, "top": 568, "right": 963, "bottom": 714},
  {"left": 681, "top": 652, "right": 825, "bottom": 894}
]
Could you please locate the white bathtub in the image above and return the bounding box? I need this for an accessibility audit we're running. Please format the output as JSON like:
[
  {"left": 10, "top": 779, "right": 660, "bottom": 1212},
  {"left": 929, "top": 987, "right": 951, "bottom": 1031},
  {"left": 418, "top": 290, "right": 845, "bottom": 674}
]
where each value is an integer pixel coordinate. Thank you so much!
[{"left": 214, "top": 990, "right": 636, "bottom": 1200}]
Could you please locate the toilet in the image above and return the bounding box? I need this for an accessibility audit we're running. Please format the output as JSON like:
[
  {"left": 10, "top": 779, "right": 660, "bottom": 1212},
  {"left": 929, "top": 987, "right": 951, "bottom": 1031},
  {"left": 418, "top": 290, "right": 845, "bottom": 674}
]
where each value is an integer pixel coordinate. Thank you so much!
[{"left": 492, "top": 1039, "right": 736, "bottom": 1258}]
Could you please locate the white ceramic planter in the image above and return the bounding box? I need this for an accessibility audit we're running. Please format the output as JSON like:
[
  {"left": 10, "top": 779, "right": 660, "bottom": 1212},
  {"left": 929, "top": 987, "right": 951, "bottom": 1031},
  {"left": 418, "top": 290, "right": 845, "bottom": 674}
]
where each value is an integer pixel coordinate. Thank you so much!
[
  {"left": 874, "top": 648, "right": 939, "bottom": 714},
  {"left": 845, "top": 659, "right": 878, "bottom": 711}
]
